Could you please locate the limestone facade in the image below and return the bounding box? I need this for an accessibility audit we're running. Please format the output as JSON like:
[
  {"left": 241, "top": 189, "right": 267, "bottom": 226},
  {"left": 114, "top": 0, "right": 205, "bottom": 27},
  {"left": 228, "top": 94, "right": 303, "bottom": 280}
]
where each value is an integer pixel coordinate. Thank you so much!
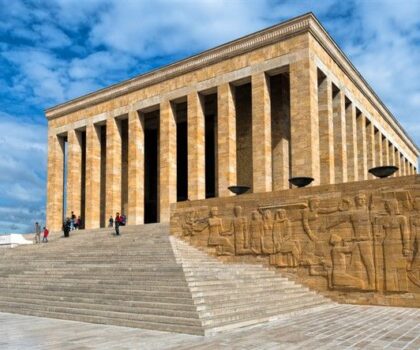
[{"left": 45, "top": 13, "right": 418, "bottom": 231}]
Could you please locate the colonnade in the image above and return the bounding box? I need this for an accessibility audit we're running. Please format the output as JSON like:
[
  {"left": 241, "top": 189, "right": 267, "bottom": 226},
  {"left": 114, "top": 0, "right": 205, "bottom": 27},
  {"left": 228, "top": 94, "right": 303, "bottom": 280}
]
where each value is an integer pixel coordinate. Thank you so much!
[
  {"left": 46, "top": 59, "right": 417, "bottom": 231},
  {"left": 316, "top": 71, "right": 417, "bottom": 185}
]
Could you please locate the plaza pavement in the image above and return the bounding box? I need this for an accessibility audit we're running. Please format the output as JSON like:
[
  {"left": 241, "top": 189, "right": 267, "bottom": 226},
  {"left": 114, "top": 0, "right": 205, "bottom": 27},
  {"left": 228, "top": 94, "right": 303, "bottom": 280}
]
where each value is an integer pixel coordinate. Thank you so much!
[{"left": 1, "top": 304, "right": 419, "bottom": 349}]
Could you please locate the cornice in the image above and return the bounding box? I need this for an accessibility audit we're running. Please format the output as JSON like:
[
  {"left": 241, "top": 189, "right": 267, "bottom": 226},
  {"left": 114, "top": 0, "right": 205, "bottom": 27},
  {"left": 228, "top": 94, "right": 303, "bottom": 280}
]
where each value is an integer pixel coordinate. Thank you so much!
[
  {"left": 306, "top": 17, "right": 419, "bottom": 155},
  {"left": 45, "top": 13, "right": 312, "bottom": 119},
  {"left": 45, "top": 12, "right": 418, "bottom": 155}
]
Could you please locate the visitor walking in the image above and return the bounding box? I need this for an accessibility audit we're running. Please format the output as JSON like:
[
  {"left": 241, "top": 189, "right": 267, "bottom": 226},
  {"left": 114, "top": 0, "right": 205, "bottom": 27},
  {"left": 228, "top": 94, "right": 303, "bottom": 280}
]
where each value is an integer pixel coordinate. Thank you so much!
[
  {"left": 42, "top": 227, "right": 49, "bottom": 243},
  {"left": 120, "top": 213, "right": 126, "bottom": 226},
  {"left": 63, "top": 218, "right": 71, "bottom": 238},
  {"left": 108, "top": 216, "right": 114, "bottom": 228},
  {"left": 115, "top": 212, "right": 121, "bottom": 236},
  {"left": 34, "top": 222, "right": 41, "bottom": 244},
  {"left": 70, "top": 212, "right": 76, "bottom": 230},
  {"left": 77, "top": 216, "right": 83, "bottom": 230}
]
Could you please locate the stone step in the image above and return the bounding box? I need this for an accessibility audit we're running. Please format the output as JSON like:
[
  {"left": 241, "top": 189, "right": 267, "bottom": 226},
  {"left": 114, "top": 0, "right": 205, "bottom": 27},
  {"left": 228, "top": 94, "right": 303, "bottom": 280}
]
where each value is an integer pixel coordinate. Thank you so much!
[
  {"left": 198, "top": 294, "right": 326, "bottom": 316},
  {"left": 0, "top": 306, "right": 204, "bottom": 335},
  {"left": 190, "top": 284, "right": 307, "bottom": 299},
  {"left": 0, "top": 296, "right": 199, "bottom": 319},
  {"left": 0, "top": 286, "right": 196, "bottom": 305},
  {"left": 0, "top": 277, "right": 299, "bottom": 295},
  {"left": 0, "top": 301, "right": 202, "bottom": 326},
  {"left": 0, "top": 284, "right": 194, "bottom": 298},
  {"left": 19, "top": 273, "right": 188, "bottom": 282},
  {"left": 0, "top": 277, "right": 190, "bottom": 289},
  {"left": 195, "top": 291, "right": 321, "bottom": 312},
  {"left": 0, "top": 291, "right": 198, "bottom": 311},
  {"left": 201, "top": 299, "right": 331, "bottom": 328},
  {"left": 204, "top": 304, "right": 336, "bottom": 335}
]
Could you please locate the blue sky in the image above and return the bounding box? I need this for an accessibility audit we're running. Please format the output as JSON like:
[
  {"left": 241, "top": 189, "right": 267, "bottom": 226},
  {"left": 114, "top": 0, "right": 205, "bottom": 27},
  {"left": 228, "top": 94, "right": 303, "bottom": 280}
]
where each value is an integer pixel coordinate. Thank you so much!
[{"left": 0, "top": 0, "right": 419, "bottom": 233}]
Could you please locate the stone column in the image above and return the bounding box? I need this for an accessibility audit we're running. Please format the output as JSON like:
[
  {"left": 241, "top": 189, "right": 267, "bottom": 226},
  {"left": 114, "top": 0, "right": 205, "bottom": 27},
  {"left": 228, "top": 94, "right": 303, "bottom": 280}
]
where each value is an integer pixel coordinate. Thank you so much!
[
  {"left": 159, "top": 100, "right": 177, "bottom": 221},
  {"left": 85, "top": 123, "right": 101, "bottom": 229},
  {"left": 388, "top": 142, "right": 393, "bottom": 163},
  {"left": 66, "top": 129, "right": 82, "bottom": 219},
  {"left": 271, "top": 74, "right": 290, "bottom": 191},
  {"left": 46, "top": 133, "right": 65, "bottom": 231},
  {"left": 128, "top": 110, "right": 144, "bottom": 225},
  {"left": 333, "top": 89, "right": 347, "bottom": 183},
  {"left": 289, "top": 57, "right": 320, "bottom": 184},
  {"left": 396, "top": 150, "right": 401, "bottom": 176},
  {"left": 105, "top": 116, "right": 122, "bottom": 220},
  {"left": 389, "top": 143, "right": 396, "bottom": 172},
  {"left": 251, "top": 72, "right": 272, "bottom": 192},
  {"left": 381, "top": 136, "right": 389, "bottom": 166},
  {"left": 366, "top": 121, "right": 375, "bottom": 178},
  {"left": 346, "top": 103, "right": 358, "bottom": 182},
  {"left": 318, "top": 76, "right": 334, "bottom": 184},
  {"left": 187, "top": 92, "right": 205, "bottom": 200},
  {"left": 375, "top": 130, "right": 383, "bottom": 167},
  {"left": 356, "top": 113, "right": 367, "bottom": 180},
  {"left": 217, "top": 83, "right": 237, "bottom": 197}
]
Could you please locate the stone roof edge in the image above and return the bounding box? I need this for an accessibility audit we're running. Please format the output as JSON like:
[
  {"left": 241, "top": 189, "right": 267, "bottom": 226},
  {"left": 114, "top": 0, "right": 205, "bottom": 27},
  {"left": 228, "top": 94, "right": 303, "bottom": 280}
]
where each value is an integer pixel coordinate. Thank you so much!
[
  {"left": 45, "top": 12, "right": 418, "bottom": 155},
  {"left": 45, "top": 12, "right": 312, "bottom": 119},
  {"left": 307, "top": 16, "right": 419, "bottom": 156}
]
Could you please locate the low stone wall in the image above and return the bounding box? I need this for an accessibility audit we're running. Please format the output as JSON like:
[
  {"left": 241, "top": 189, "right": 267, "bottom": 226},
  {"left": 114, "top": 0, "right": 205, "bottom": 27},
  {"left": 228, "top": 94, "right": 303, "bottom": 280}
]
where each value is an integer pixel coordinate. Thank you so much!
[{"left": 170, "top": 175, "right": 420, "bottom": 307}]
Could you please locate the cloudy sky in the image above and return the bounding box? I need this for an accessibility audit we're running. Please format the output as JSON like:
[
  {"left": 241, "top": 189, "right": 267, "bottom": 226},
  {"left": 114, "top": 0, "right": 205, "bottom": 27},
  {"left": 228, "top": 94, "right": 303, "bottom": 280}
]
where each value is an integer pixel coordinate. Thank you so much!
[{"left": 0, "top": 0, "right": 419, "bottom": 233}]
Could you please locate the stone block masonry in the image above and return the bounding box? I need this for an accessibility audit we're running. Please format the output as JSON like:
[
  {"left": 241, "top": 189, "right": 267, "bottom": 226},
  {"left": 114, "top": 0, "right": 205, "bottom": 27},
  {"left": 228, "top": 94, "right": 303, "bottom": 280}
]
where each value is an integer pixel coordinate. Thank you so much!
[
  {"left": 45, "top": 13, "right": 418, "bottom": 231},
  {"left": 171, "top": 175, "right": 420, "bottom": 308}
]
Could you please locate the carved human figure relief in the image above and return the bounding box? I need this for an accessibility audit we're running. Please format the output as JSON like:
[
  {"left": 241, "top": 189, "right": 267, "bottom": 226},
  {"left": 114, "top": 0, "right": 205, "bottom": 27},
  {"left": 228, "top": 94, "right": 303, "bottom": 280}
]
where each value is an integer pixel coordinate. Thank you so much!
[
  {"left": 301, "top": 198, "right": 328, "bottom": 265},
  {"left": 250, "top": 210, "right": 263, "bottom": 255},
  {"left": 182, "top": 211, "right": 198, "bottom": 237},
  {"left": 261, "top": 210, "right": 275, "bottom": 254},
  {"left": 302, "top": 198, "right": 320, "bottom": 243},
  {"left": 231, "top": 206, "right": 251, "bottom": 255},
  {"left": 329, "top": 233, "right": 365, "bottom": 290},
  {"left": 374, "top": 199, "right": 411, "bottom": 292},
  {"left": 408, "top": 198, "right": 420, "bottom": 287},
  {"left": 270, "top": 209, "right": 300, "bottom": 267},
  {"left": 206, "top": 207, "right": 234, "bottom": 256},
  {"left": 347, "top": 193, "right": 376, "bottom": 290}
]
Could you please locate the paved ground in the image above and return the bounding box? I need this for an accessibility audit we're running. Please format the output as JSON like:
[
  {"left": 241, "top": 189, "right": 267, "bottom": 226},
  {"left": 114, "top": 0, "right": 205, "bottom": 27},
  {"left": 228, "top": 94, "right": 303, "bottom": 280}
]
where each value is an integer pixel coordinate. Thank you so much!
[{"left": 1, "top": 305, "right": 419, "bottom": 350}]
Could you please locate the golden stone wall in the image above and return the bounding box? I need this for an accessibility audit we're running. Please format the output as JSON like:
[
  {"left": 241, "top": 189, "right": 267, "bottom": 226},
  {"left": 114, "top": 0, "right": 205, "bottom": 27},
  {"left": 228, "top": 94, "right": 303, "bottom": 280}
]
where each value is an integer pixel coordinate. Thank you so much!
[
  {"left": 171, "top": 175, "right": 420, "bottom": 307},
  {"left": 45, "top": 14, "right": 418, "bottom": 231}
]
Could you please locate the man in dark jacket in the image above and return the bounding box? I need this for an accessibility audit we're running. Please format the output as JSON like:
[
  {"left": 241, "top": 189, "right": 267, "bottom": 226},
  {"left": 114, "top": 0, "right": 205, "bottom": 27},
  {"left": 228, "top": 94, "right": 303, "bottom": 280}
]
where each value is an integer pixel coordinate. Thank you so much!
[{"left": 115, "top": 212, "right": 121, "bottom": 236}]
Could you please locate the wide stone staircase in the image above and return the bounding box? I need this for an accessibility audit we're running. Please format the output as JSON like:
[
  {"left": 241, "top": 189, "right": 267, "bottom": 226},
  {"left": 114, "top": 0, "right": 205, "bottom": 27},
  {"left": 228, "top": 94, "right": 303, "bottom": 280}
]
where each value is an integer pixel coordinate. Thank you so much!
[{"left": 0, "top": 224, "right": 334, "bottom": 335}]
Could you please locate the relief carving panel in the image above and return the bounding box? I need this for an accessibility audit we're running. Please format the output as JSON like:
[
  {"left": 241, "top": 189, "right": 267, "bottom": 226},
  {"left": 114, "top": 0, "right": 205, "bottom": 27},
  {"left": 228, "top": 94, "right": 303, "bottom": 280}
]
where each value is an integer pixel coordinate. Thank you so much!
[{"left": 170, "top": 179, "right": 420, "bottom": 306}]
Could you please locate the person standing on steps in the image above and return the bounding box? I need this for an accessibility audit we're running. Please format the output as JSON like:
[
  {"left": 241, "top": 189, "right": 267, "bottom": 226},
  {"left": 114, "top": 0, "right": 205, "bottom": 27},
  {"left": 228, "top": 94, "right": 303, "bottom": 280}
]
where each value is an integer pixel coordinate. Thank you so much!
[
  {"left": 120, "top": 213, "right": 126, "bottom": 226},
  {"left": 76, "top": 216, "right": 82, "bottom": 230},
  {"left": 115, "top": 212, "right": 121, "bottom": 236},
  {"left": 34, "top": 222, "right": 41, "bottom": 244},
  {"left": 42, "top": 227, "right": 49, "bottom": 243},
  {"left": 63, "top": 218, "right": 71, "bottom": 238},
  {"left": 70, "top": 211, "right": 76, "bottom": 230}
]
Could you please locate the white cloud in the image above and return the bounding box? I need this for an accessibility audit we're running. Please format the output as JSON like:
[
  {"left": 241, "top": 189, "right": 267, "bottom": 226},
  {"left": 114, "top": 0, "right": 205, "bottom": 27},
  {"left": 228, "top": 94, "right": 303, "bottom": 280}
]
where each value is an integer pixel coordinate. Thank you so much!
[
  {"left": 32, "top": 23, "right": 72, "bottom": 48},
  {"left": 88, "top": 0, "right": 271, "bottom": 58},
  {"left": 0, "top": 112, "right": 47, "bottom": 233}
]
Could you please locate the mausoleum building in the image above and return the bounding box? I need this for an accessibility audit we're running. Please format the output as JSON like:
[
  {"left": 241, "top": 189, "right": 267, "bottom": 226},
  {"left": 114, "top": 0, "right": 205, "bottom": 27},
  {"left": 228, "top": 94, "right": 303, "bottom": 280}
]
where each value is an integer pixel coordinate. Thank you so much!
[{"left": 45, "top": 13, "right": 419, "bottom": 232}]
